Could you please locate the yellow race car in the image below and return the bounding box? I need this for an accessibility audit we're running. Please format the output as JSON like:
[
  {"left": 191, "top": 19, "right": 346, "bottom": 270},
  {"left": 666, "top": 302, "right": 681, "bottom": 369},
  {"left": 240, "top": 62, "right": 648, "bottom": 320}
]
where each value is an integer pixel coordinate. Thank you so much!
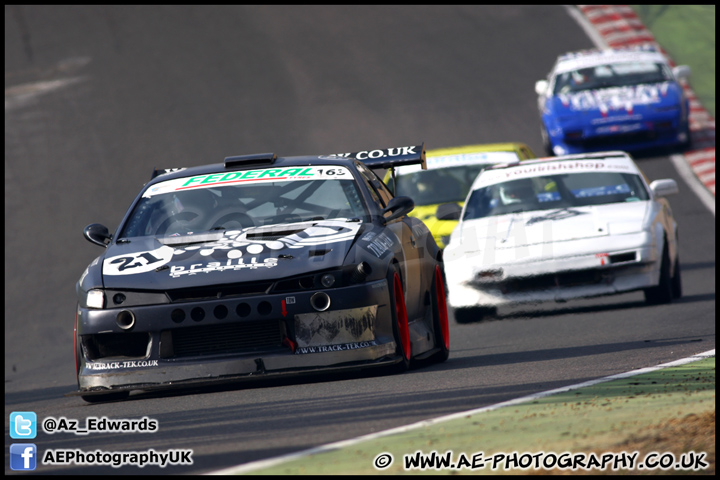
[{"left": 386, "top": 143, "right": 535, "bottom": 248}]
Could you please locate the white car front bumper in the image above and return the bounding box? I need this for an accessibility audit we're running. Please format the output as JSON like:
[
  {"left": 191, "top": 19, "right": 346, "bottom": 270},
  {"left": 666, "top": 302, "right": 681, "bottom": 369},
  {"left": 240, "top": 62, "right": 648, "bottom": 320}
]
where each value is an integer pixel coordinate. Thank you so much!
[{"left": 445, "top": 233, "right": 660, "bottom": 308}]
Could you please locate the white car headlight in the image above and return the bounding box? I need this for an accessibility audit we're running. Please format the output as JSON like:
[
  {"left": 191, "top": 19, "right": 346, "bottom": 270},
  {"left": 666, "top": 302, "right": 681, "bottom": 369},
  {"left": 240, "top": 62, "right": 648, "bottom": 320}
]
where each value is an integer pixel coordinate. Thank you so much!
[{"left": 86, "top": 289, "right": 105, "bottom": 309}]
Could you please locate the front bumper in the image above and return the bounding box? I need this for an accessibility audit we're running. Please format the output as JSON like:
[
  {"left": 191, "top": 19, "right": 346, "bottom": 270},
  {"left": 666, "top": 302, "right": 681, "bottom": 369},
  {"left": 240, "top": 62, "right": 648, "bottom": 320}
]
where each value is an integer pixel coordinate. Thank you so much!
[
  {"left": 446, "top": 239, "right": 660, "bottom": 308},
  {"left": 548, "top": 116, "right": 689, "bottom": 155},
  {"left": 75, "top": 279, "right": 399, "bottom": 394}
]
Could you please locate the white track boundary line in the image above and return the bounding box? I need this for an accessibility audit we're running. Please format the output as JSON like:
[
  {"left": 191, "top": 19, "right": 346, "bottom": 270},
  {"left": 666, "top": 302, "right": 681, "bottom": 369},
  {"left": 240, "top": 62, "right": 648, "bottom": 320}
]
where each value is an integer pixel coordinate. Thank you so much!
[{"left": 208, "top": 349, "right": 715, "bottom": 475}]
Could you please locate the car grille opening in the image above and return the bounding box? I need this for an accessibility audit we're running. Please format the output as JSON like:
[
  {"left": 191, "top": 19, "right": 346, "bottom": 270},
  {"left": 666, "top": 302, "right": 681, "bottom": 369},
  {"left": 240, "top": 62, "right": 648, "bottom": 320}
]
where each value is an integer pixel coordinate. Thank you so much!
[
  {"left": 566, "top": 130, "right": 676, "bottom": 149},
  {"left": 609, "top": 252, "right": 637, "bottom": 264},
  {"left": 273, "top": 274, "right": 318, "bottom": 292},
  {"left": 162, "top": 320, "right": 283, "bottom": 358},
  {"left": 500, "top": 269, "right": 604, "bottom": 294},
  {"left": 83, "top": 332, "right": 150, "bottom": 360},
  {"left": 167, "top": 283, "right": 273, "bottom": 302}
]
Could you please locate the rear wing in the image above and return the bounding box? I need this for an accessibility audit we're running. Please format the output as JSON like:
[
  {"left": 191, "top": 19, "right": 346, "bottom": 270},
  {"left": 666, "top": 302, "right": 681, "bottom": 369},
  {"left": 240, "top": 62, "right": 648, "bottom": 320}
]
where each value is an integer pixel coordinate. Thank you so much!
[{"left": 329, "top": 143, "right": 427, "bottom": 170}]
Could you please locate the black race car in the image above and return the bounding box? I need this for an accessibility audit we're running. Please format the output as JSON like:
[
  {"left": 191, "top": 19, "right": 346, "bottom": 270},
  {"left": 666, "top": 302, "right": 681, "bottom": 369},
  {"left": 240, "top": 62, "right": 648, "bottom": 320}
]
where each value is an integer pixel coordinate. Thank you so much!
[{"left": 72, "top": 144, "right": 449, "bottom": 402}]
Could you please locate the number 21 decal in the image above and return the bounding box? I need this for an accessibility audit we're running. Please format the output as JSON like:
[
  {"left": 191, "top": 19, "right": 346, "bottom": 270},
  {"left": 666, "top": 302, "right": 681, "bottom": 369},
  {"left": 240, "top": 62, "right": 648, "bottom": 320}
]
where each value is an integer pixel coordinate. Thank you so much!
[{"left": 103, "top": 246, "right": 175, "bottom": 275}]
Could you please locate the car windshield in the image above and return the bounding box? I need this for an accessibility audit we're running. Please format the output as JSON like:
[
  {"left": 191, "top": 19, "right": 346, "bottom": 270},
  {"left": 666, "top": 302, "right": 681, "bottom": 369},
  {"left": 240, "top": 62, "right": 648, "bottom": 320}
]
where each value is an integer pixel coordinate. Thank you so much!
[
  {"left": 553, "top": 61, "right": 673, "bottom": 94},
  {"left": 393, "top": 164, "right": 491, "bottom": 206},
  {"left": 120, "top": 166, "right": 367, "bottom": 238},
  {"left": 463, "top": 172, "right": 649, "bottom": 220}
]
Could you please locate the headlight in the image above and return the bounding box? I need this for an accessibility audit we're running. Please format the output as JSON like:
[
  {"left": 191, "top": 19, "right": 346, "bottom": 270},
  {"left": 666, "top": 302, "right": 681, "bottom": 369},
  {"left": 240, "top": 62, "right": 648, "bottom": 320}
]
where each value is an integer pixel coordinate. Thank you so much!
[
  {"left": 564, "top": 130, "right": 583, "bottom": 140},
  {"left": 85, "top": 289, "right": 105, "bottom": 309},
  {"left": 272, "top": 264, "right": 372, "bottom": 294},
  {"left": 105, "top": 289, "right": 169, "bottom": 306}
]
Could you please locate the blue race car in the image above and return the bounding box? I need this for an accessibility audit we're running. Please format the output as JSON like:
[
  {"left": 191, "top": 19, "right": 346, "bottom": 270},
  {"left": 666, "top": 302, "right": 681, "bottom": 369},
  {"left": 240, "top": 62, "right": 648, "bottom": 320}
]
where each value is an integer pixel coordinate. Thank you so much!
[{"left": 535, "top": 45, "right": 691, "bottom": 156}]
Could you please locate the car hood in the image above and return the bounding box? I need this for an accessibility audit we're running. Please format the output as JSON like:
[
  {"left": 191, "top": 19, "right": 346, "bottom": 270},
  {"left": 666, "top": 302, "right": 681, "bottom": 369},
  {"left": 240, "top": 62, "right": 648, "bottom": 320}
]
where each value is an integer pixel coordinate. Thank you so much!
[
  {"left": 458, "top": 202, "right": 649, "bottom": 251},
  {"left": 100, "top": 219, "right": 363, "bottom": 290},
  {"left": 551, "top": 81, "right": 683, "bottom": 120}
]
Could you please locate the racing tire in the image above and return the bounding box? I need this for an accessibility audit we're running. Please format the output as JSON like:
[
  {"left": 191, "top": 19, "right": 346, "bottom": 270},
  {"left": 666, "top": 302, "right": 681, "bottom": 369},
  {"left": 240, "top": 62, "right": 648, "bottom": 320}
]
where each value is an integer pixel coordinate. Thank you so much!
[
  {"left": 454, "top": 306, "right": 497, "bottom": 324},
  {"left": 430, "top": 265, "right": 450, "bottom": 363},
  {"left": 644, "top": 242, "right": 673, "bottom": 305},
  {"left": 74, "top": 310, "right": 81, "bottom": 377},
  {"left": 676, "top": 122, "right": 692, "bottom": 153},
  {"left": 540, "top": 123, "right": 554, "bottom": 156},
  {"left": 388, "top": 264, "right": 411, "bottom": 372},
  {"left": 671, "top": 256, "right": 682, "bottom": 299}
]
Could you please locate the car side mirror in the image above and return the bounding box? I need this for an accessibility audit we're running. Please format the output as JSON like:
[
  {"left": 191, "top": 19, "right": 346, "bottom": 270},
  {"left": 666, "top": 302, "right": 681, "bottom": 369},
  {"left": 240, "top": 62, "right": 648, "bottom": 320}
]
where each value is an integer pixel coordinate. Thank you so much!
[
  {"left": 672, "top": 65, "right": 691, "bottom": 81},
  {"left": 382, "top": 196, "right": 414, "bottom": 224},
  {"left": 649, "top": 179, "right": 679, "bottom": 198},
  {"left": 535, "top": 79, "right": 549, "bottom": 96},
  {"left": 436, "top": 202, "right": 462, "bottom": 221},
  {"left": 84, "top": 223, "right": 112, "bottom": 247}
]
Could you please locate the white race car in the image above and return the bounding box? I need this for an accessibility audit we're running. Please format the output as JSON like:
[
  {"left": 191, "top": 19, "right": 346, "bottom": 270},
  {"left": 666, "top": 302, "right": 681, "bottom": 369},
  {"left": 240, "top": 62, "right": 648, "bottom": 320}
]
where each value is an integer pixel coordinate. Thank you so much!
[{"left": 443, "top": 151, "right": 681, "bottom": 323}]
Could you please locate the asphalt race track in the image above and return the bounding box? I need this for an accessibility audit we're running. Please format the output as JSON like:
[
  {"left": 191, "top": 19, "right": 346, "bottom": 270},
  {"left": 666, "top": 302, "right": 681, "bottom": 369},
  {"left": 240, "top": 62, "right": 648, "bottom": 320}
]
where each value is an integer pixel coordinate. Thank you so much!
[{"left": 5, "top": 6, "right": 715, "bottom": 474}]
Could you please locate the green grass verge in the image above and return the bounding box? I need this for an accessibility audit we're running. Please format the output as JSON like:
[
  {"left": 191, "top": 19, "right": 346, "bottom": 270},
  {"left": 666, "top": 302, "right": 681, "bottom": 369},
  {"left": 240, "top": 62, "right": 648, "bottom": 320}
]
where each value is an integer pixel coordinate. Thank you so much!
[
  {"left": 241, "top": 356, "right": 714, "bottom": 475},
  {"left": 631, "top": 5, "right": 716, "bottom": 118}
]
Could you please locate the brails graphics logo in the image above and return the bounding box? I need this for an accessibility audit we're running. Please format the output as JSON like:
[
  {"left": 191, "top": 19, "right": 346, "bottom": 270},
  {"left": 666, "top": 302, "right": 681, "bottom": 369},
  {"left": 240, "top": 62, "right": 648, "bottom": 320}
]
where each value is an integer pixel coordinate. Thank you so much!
[
  {"left": 168, "top": 256, "right": 278, "bottom": 277},
  {"left": 102, "top": 219, "right": 362, "bottom": 277},
  {"left": 168, "top": 219, "right": 361, "bottom": 278}
]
